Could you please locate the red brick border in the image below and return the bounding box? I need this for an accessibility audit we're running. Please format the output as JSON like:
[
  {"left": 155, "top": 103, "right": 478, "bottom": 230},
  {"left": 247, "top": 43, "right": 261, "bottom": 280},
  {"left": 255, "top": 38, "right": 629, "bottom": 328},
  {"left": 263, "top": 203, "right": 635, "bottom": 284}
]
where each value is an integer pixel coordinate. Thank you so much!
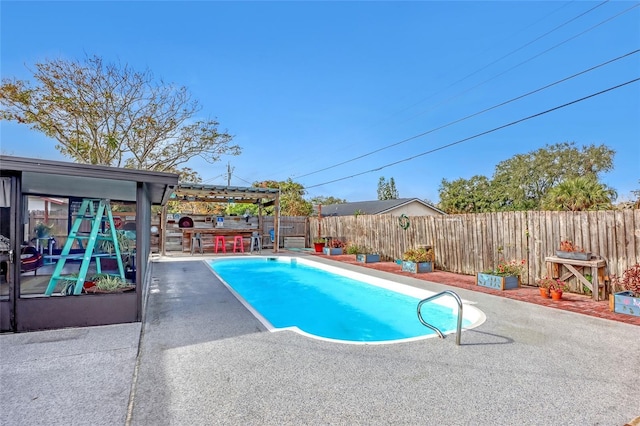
[{"left": 313, "top": 253, "right": 640, "bottom": 327}]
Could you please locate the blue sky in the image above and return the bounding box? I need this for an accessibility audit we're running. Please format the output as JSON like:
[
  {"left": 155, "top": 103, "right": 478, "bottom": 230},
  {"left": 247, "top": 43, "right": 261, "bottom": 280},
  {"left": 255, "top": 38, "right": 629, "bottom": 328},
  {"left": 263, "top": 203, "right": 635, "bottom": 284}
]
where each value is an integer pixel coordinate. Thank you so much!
[{"left": 1, "top": 1, "right": 639, "bottom": 203}]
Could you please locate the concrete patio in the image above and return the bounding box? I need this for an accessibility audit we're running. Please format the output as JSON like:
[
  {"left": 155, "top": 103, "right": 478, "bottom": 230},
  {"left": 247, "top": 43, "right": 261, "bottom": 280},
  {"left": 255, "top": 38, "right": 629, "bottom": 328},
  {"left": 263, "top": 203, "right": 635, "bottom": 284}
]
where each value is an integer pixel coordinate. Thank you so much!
[{"left": 1, "top": 253, "right": 639, "bottom": 425}]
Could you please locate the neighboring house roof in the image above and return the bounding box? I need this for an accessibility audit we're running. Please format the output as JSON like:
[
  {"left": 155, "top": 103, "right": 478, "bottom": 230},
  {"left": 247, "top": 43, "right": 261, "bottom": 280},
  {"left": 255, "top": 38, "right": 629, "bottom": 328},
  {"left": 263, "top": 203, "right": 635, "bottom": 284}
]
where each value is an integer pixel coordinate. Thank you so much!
[{"left": 319, "top": 198, "right": 445, "bottom": 216}]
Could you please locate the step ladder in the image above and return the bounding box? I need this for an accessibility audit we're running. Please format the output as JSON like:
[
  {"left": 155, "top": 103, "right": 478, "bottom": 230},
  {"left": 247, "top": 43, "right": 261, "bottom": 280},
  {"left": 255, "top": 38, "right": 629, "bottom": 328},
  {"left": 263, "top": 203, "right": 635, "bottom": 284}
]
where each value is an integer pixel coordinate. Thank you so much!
[{"left": 45, "top": 198, "right": 125, "bottom": 296}]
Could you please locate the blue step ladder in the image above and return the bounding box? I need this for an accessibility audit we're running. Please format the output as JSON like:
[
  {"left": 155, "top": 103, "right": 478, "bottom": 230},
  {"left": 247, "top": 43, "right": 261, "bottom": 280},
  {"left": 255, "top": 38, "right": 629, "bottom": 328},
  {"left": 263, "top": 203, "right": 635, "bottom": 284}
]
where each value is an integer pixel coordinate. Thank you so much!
[{"left": 45, "top": 198, "right": 125, "bottom": 296}]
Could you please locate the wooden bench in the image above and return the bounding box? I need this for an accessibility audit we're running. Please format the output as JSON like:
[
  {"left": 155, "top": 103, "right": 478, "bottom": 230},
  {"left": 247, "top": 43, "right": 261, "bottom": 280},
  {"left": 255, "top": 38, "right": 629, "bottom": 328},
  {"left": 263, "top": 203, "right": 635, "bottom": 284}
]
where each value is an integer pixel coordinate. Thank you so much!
[{"left": 545, "top": 256, "right": 607, "bottom": 301}]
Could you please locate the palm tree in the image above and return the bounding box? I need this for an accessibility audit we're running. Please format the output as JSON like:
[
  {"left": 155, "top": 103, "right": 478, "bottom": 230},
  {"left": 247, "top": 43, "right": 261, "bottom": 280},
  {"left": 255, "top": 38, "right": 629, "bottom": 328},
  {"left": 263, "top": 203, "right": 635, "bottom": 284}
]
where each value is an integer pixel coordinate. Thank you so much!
[{"left": 541, "top": 176, "right": 617, "bottom": 211}]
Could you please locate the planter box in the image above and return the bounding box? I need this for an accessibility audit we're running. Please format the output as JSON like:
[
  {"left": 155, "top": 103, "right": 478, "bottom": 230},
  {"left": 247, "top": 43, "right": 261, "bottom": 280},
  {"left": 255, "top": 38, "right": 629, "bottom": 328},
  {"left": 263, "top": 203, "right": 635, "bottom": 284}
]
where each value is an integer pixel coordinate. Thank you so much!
[
  {"left": 555, "top": 250, "right": 591, "bottom": 261},
  {"left": 610, "top": 291, "right": 640, "bottom": 317},
  {"left": 284, "top": 236, "right": 305, "bottom": 249},
  {"left": 401, "top": 260, "right": 433, "bottom": 273},
  {"left": 85, "top": 285, "right": 136, "bottom": 294},
  {"left": 476, "top": 273, "right": 520, "bottom": 290},
  {"left": 356, "top": 253, "right": 380, "bottom": 263},
  {"left": 323, "top": 247, "right": 343, "bottom": 256}
]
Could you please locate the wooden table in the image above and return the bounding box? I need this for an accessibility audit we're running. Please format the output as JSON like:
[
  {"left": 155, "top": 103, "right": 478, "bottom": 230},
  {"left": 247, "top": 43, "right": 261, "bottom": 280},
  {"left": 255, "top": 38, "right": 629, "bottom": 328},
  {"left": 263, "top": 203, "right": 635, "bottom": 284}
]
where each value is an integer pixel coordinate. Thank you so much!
[
  {"left": 545, "top": 256, "right": 607, "bottom": 301},
  {"left": 181, "top": 228, "right": 259, "bottom": 253}
]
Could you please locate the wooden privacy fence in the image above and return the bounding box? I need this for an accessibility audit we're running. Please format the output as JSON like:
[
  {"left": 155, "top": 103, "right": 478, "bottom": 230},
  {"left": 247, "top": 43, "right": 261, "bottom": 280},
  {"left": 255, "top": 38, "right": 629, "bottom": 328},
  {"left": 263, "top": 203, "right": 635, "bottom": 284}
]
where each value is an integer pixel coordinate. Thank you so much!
[
  {"left": 28, "top": 211, "right": 67, "bottom": 239},
  {"left": 309, "top": 210, "right": 640, "bottom": 288},
  {"left": 263, "top": 216, "right": 308, "bottom": 237},
  {"left": 260, "top": 216, "right": 308, "bottom": 248}
]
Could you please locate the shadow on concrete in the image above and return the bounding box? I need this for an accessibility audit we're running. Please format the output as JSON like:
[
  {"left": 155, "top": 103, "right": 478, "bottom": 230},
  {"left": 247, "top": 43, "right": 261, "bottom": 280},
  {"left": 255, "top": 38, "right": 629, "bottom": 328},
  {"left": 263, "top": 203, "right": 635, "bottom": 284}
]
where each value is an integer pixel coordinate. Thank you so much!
[{"left": 459, "top": 329, "right": 515, "bottom": 346}]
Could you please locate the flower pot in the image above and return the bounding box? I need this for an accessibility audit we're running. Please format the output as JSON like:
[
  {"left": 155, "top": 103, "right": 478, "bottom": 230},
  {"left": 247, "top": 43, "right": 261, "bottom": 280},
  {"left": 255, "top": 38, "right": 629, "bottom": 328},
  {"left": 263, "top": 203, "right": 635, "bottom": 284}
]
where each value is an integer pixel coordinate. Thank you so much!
[
  {"left": 313, "top": 242, "right": 325, "bottom": 253},
  {"left": 555, "top": 250, "right": 591, "bottom": 261},
  {"left": 476, "top": 273, "right": 520, "bottom": 290},
  {"left": 539, "top": 287, "right": 550, "bottom": 298},
  {"left": 550, "top": 289, "right": 563, "bottom": 300}
]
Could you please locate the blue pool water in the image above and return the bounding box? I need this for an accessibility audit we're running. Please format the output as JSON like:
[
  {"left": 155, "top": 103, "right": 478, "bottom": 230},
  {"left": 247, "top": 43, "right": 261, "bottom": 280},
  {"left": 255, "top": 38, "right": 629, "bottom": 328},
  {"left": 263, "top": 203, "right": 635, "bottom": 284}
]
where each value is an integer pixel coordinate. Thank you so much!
[{"left": 209, "top": 257, "right": 481, "bottom": 344}]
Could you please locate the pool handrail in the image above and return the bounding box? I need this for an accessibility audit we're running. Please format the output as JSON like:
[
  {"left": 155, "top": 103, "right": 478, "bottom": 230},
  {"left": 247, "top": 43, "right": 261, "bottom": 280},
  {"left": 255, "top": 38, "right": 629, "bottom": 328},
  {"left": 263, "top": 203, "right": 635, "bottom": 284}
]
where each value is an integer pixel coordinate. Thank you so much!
[{"left": 416, "top": 290, "right": 463, "bottom": 346}]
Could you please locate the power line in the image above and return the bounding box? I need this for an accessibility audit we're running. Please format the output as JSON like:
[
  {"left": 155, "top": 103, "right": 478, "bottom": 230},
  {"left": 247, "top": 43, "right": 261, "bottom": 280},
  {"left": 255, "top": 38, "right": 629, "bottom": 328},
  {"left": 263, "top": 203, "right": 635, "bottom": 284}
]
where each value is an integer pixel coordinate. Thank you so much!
[
  {"left": 292, "top": 3, "right": 639, "bottom": 181},
  {"left": 304, "top": 77, "right": 640, "bottom": 189},
  {"left": 264, "top": 2, "right": 638, "bottom": 184},
  {"left": 232, "top": 174, "right": 254, "bottom": 185},
  {"left": 401, "top": 1, "right": 639, "bottom": 124},
  {"left": 276, "top": 1, "right": 629, "bottom": 182},
  {"left": 264, "top": 2, "right": 590, "bottom": 181},
  {"left": 394, "top": 0, "right": 611, "bottom": 121},
  {"left": 201, "top": 173, "right": 227, "bottom": 184},
  {"left": 296, "top": 49, "right": 639, "bottom": 179}
]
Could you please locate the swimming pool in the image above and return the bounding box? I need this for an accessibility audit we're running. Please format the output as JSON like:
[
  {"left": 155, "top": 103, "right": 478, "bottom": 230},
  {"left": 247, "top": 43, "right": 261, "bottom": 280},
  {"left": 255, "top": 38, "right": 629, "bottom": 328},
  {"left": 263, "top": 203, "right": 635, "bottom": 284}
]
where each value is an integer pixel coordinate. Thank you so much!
[{"left": 208, "top": 256, "right": 485, "bottom": 344}]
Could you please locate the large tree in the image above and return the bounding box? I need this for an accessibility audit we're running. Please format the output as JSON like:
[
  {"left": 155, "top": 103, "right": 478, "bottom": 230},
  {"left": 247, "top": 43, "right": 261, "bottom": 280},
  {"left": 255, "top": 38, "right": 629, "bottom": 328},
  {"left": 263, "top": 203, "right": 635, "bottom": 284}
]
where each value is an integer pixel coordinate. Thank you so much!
[
  {"left": 491, "top": 142, "right": 614, "bottom": 210},
  {"left": 438, "top": 142, "right": 615, "bottom": 213},
  {"left": 541, "top": 176, "right": 617, "bottom": 211},
  {"left": 0, "top": 55, "right": 240, "bottom": 174},
  {"left": 437, "top": 175, "right": 495, "bottom": 213},
  {"left": 254, "top": 179, "right": 313, "bottom": 216},
  {"left": 377, "top": 176, "right": 399, "bottom": 200},
  {"left": 632, "top": 180, "right": 640, "bottom": 209},
  {"left": 309, "top": 196, "right": 347, "bottom": 206}
]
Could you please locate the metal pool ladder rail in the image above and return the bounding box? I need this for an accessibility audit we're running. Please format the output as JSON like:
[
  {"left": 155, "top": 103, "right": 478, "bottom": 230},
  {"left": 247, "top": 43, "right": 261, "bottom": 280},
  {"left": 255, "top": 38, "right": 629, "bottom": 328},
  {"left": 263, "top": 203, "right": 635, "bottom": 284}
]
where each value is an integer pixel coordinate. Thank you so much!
[{"left": 417, "top": 290, "right": 463, "bottom": 346}]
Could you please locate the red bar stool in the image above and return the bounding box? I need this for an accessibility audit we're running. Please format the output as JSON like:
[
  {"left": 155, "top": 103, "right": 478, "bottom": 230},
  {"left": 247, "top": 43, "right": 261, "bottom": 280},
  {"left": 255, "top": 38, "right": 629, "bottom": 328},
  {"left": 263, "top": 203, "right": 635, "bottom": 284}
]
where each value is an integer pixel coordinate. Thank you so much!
[
  {"left": 232, "top": 235, "right": 244, "bottom": 253},
  {"left": 214, "top": 236, "right": 226, "bottom": 253}
]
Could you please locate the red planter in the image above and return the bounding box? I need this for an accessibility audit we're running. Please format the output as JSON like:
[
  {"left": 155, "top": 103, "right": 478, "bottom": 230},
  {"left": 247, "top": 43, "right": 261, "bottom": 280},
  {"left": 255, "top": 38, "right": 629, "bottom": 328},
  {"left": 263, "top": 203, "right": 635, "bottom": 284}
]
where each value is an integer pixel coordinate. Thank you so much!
[
  {"left": 539, "top": 287, "right": 550, "bottom": 298},
  {"left": 313, "top": 242, "right": 325, "bottom": 253},
  {"left": 550, "top": 289, "right": 563, "bottom": 301}
]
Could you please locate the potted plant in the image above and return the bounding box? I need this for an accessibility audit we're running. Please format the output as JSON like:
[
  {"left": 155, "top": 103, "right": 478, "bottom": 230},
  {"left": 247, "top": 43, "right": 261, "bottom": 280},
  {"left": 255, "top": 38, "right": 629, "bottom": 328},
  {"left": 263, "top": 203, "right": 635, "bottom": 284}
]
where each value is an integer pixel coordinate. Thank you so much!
[
  {"left": 536, "top": 276, "right": 554, "bottom": 298},
  {"left": 59, "top": 273, "right": 90, "bottom": 295},
  {"left": 84, "top": 274, "right": 135, "bottom": 294},
  {"left": 323, "top": 238, "right": 345, "bottom": 255},
  {"left": 312, "top": 238, "right": 326, "bottom": 253},
  {"left": 98, "top": 230, "right": 135, "bottom": 255},
  {"left": 477, "top": 258, "right": 525, "bottom": 290},
  {"left": 548, "top": 278, "right": 568, "bottom": 300},
  {"left": 610, "top": 263, "right": 640, "bottom": 317},
  {"left": 401, "top": 247, "right": 434, "bottom": 273},
  {"left": 556, "top": 240, "right": 591, "bottom": 261},
  {"left": 98, "top": 230, "right": 135, "bottom": 271},
  {"left": 33, "top": 221, "right": 54, "bottom": 239}
]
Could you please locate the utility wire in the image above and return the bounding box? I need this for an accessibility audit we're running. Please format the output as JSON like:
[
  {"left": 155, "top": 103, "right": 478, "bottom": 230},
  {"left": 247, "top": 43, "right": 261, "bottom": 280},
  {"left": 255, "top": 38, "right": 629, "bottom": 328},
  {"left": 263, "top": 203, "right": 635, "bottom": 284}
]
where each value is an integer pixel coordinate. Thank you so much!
[
  {"left": 296, "top": 49, "right": 639, "bottom": 179},
  {"left": 294, "top": 3, "right": 639, "bottom": 180},
  {"left": 201, "top": 173, "right": 227, "bottom": 184},
  {"left": 232, "top": 174, "right": 254, "bottom": 185},
  {"left": 401, "top": 1, "right": 639, "bottom": 124},
  {"left": 394, "top": 0, "right": 610, "bottom": 120},
  {"left": 266, "top": 1, "right": 588, "bottom": 181},
  {"left": 303, "top": 78, "right": 640, "bottom": 189}
]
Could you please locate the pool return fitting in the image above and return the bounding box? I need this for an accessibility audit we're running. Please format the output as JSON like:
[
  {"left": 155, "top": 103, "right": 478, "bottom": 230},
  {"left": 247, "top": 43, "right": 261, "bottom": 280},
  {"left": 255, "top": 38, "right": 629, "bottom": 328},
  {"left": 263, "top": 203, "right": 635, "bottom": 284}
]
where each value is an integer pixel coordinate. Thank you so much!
[{"left": 417, "top": 290, "right": 463, "bottom": 346}]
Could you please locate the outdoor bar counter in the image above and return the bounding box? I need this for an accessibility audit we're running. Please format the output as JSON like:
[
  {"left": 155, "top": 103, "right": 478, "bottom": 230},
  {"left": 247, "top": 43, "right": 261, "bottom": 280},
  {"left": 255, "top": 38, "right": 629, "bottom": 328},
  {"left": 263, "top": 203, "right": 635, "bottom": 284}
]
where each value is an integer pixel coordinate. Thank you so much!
[{"left": 181, "top": 228, "right": 259, "bottom": 253}]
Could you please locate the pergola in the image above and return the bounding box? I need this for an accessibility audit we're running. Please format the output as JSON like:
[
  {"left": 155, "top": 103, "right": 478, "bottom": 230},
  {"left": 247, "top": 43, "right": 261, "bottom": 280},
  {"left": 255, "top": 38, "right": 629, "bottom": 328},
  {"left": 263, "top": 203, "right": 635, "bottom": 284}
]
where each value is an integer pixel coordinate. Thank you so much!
[{"left": 162, "top": 183, "right": 281, "bottom": 254}]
